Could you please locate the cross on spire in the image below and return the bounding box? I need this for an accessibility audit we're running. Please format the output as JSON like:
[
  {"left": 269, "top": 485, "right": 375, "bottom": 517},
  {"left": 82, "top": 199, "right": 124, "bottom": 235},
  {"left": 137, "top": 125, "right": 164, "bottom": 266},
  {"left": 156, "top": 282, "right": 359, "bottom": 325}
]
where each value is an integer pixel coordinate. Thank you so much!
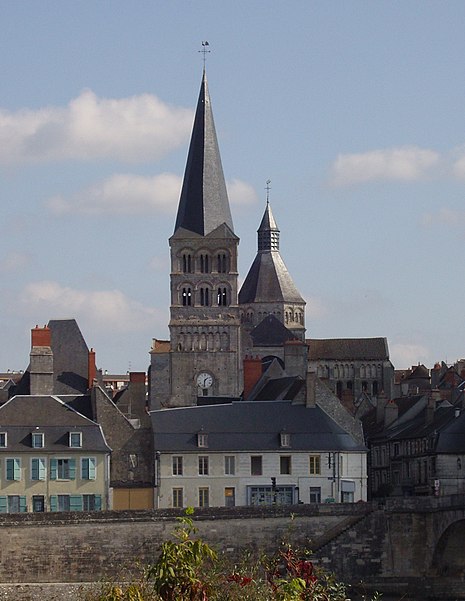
[
  {"left": 199, "top": 41, "right": 210, "bottom": 67},
  {"left": 265, "top": 179, "right": 271, "bottom": 204}
]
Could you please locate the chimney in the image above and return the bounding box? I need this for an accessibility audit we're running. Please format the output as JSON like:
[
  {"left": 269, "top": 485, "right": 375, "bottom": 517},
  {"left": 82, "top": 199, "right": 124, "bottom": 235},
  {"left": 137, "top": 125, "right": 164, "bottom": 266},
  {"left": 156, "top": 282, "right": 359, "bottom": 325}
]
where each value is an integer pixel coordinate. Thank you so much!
[
  {"left": 243, "top": 356, "right": 262, "bottom": 400},
  {"left": 384, "top": 399, "right": 398, "bottom": 427},
  {"left": 376, "top": 390, "right": 388, "bottom": 424},
  {"left": 88, "top": 348, "right": 97, "bottom": 389},
  {"left": 426, "top": 388, "right": 441, "bottom": 424},
  {"left": 305, "top": 372, "right": 316, "bottom": 408},
  {"left": 30, "top": 325, "right": 54, "bottom": 395},
  {"left": 127, "top": 371, "right": 150, "bottom": 426}
]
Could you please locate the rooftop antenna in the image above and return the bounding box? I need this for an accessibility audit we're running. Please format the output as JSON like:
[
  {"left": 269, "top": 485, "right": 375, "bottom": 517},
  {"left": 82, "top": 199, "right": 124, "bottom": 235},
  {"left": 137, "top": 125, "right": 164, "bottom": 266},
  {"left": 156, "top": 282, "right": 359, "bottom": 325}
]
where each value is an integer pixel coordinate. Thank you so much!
[
  {"left": 265, "top": 179, "right": 271, "bottom": 204},
  {"left": 199, "top": 41, "right": 210, "bottom": 68}
]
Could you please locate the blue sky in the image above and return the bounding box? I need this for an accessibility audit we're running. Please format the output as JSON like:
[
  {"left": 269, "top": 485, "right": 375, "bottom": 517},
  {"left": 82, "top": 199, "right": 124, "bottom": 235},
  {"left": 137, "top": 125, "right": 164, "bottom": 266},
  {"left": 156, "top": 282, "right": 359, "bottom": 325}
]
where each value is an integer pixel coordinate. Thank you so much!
[{"left": 2, "top": 1, "right": 465, "bottom": 373}]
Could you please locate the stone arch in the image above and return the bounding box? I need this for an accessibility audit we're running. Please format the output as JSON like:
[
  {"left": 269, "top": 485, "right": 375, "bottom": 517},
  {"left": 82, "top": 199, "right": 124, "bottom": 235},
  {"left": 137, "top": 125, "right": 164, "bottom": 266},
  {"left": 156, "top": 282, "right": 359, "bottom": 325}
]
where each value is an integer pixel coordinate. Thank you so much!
[{"left": 433, "top": 518, "right": 465, "bottom": 576}]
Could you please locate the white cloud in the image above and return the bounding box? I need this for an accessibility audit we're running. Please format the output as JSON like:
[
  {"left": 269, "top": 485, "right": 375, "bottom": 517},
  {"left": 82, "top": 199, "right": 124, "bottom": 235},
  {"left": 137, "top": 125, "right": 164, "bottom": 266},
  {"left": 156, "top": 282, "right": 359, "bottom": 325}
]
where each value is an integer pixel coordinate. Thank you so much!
[
  {"left": 390, "top": 343, "right": 430, "bottom": 370},
  {"left": 330, "top": 146, "right": 439, "bottom": 186},
  {"left": 46, "top": 173, "right": 182, "bottom": 216},
  {"left": 227, "top": 179, "right": 258, "bottom": 207},
  {"left": 0, "top": 90, "right": 193, "bottom": 164},
  {"left": 0, "top": 251, "right": 31, "bottom": 273},
  {"left": 20, "top": 281, "right": 162, "bottom": 333},
  {"left": 45, "top": 174, "right": 258, "bottom": 217}
]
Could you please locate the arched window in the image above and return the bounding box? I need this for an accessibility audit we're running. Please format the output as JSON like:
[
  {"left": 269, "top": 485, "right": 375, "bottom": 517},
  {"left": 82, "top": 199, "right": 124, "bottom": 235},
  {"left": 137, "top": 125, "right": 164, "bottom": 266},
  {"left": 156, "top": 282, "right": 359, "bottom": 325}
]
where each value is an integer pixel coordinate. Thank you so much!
[
  {"left": 182, "top": 254, "right": 192, "bottom": 273},
  {"left": 217, "top": 253, "right": 228, "bottom": 273},
  {"left": 200, "top": 254, "right": 210, "bottom": 273},
  {"left": 182, "top": 287, "right": 192, "bottom": 306},
  {"left": 200, "top": 287, "right": 210, "bottom": 306},
  {"left": 217, "top": 287, "right": 228, "bottom": 306}
]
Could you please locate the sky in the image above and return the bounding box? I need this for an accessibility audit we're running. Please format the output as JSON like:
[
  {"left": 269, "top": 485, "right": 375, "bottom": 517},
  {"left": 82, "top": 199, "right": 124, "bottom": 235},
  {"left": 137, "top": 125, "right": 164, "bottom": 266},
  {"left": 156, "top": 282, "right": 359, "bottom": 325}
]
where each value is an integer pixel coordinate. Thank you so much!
[{"left": 2, "top": 1, "right": 465, "bottom": 374}]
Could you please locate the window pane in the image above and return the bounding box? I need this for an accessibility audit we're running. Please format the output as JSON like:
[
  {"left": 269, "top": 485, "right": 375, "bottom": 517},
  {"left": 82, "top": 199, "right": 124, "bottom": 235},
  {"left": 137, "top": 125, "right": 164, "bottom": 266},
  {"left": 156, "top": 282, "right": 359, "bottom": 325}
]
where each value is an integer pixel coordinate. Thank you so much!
[
  {"left": 198, "top": 487, "right": 209, "bottom": 507},
  {"left": 309, "top": 455, "right": 321, "bottom": 475},
  {"left": 251, "top": 456, "right": 262, "bottom": 476},
  {"left": 224, "top": 456, "right": 235, "bottom": 475},
  {"left": 198, "top": 456, "right": 209, "bottom": 475},
  {"left": 280, "top": 456, "right": 291, "bottom": 475},
  {"left": 172, "top": 456, "right": 183, "bottom": 476},
  {"left": 172, "top": 488, "right": 183, "bottom": 508}
]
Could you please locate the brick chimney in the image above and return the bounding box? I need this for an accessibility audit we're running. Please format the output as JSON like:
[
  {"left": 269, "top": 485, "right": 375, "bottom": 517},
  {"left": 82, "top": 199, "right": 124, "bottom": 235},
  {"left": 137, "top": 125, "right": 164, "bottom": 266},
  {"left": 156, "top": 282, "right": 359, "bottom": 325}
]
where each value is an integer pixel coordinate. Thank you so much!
[
  {"left": 243, "top": 356, "right": 262, "bottom": 400},
  {"left": 30, "top": 325, "right": 54, "bottom": 395},
  {"left": 88, "top": 348, "right": 97, "bottom": 389},
  {"left": 128, "top": 372, "right": 150, "bottom": 427}
]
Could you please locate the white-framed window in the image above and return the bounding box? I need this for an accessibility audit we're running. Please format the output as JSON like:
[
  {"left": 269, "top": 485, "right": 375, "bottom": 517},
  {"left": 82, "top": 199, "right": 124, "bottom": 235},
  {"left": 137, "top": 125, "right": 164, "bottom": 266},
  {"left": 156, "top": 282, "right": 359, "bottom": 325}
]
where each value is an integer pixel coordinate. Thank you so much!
[
  {"left": 309, "top": 455, "right": 321, "bottom": 475},
  {"left": 81, "top": 457, "right": 96, "bottom": 480},
  {"left": 251, "top": 455, "right": 262, "bottom": 476},
  {"left": 197, "top": 432, "right": 208, "bottom": 448},
  {"left": 198, "top": 487, "right": 209, "bottom": 507},
  {"left": 280, "top": 456, "right": 291, "bottom": 475},
  {"left": 31, "top": 457, "right": 46, "bottom": 481},
  {"left": 280, "top": 432, "right": 291, "bottom": 448},
  {"left": 224, "top": 455, "right": 235, "bottom": 475},
  {"left": 172, "top": 456, "right": 183, "bottom": 476},
  {"left": 5, "top": 458, "right": 21, "bottom": 481},
  {"left": 50, "top": 458, "right": 76, "bottom": 480},
  {"left": 69, "top": 432, "right": 82, "bottom": 448},
  {"left": 172, "top": 488, "right": 183, "bottom": 508},
  {"left": 0, "top": 433, "right": 7, "bottom": 448},
  {"left": 32, "top": 432, "right": 44, "bottom": 448},
  {"left": 198, "top": 455, "right": 209, "bottom": 476}
]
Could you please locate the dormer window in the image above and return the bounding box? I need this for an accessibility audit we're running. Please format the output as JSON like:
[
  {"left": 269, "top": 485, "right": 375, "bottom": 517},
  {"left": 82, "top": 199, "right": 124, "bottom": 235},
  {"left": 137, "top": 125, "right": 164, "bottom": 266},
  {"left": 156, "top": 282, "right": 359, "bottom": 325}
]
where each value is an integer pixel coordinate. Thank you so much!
[
  {"left": 69, "top": 432, "right": 82, "bottom": 448},
  {"left": 197, "top": 432, "right": 208, "bottom": 448},
  {"left": 280, "top": 431, "right": 291, "bottom": 448},
  {"left": 32, "top": 432, "right": 44, "bottom": 448},
  {"left": 0, "top": 433, "right": 6, "bottom": 448}
]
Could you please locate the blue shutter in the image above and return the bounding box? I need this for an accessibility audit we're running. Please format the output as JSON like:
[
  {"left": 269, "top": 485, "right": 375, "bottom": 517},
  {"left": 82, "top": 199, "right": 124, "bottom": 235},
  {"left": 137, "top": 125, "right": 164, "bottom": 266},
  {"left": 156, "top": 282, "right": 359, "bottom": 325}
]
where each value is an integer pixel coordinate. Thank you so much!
[
  {"left": 50, "top": 459, "right": 57, "bottom": 480},
  {"left": 94, "top": 494, "right": 102, "bottom": 511},
  {"left": 68, "top": 459, "right": 76, "bottom": 480},
  {"left": 89, "top": 458, "right": 96, "bottom": 480},
  {"left": 69, "top": 495, "right": 83, "bottom": 512},
  {"left": 50, "top": 495, "right": 57, "bottom": 512},
  {"left": 81, "top": 458, "right": 89, "bottom": 480},
  {"left": 19, "top": 496, "right": 27, "bottom": 513},
  {"left": 6, "top": 459, "right": 13, "bottom": 480},
  {"left": 13, "top": 459, "right": 20, "bottom": 480},
  {"left": 38, "top": 458, "right": 46, "bottom": 480},
  {"left": 31, "top": 458, "right": 38, "bottom": 480},
  {"left": 0, "top": 496, "right": 7, "bottom": 513}
]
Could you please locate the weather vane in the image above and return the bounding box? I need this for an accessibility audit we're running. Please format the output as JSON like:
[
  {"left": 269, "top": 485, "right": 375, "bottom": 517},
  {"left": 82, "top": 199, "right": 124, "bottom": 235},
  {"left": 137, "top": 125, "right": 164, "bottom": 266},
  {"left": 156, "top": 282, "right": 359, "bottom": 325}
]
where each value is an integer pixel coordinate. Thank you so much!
[
  {"left": 199, "top": 41, "right": 210, "bottom": 67},
  {"left": 265, "top": 179, "right": 271, "bottom": 204}
]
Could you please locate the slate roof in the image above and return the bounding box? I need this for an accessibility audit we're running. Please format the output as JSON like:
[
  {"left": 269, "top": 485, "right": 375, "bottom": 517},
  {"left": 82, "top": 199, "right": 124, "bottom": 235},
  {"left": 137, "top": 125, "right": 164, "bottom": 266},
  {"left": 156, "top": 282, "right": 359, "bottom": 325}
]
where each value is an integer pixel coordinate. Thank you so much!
[
  {"left": 151, "top": 400, "right": 366, "bottom": 453},
  {"left": 307, "top": 338, "right": 389, "bottom": 361},
  {"left": 0, "top": 395, "right": 110, "bottom": 453},
  {"left": 174, "top": 69, "right": 234, "bottom": 237},
  {"left": 250, "top": 315, "right": 298, "bottom": 347}
]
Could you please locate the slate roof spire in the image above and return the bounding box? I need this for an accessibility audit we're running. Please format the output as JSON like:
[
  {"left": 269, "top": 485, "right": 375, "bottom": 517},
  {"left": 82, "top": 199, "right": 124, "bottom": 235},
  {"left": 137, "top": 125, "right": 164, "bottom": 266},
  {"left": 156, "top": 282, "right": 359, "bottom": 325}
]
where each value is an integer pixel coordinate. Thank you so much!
[
  {"left": 174, "top": 68, "right": 234, "bottom": 236},
  {"left": 258, "top": 201, "right": 280, "bottom": 251}
]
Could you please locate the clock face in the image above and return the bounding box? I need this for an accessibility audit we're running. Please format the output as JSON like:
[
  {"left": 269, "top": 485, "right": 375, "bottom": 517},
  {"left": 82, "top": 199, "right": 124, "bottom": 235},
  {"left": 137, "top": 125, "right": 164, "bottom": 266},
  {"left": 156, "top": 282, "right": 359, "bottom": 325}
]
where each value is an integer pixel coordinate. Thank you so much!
[{"left": 197, "top": 372, "right": 213, "bottom": 389}]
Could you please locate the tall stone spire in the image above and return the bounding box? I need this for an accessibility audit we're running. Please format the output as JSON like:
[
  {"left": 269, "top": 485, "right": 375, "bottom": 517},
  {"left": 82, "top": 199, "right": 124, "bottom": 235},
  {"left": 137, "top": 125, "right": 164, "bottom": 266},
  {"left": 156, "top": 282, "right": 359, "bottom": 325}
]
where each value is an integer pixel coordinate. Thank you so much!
[{"left": 174, "top": 69, "right": 234, "bottom": 236}]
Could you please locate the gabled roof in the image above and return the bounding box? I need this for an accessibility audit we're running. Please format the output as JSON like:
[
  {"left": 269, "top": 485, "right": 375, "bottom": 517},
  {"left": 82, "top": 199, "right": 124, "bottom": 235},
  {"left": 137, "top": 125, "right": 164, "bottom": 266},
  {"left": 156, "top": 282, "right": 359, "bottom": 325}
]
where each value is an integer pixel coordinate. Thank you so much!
[
  {"left": 307, "top": 338, "right": 389, "bottom": 361},
  {"left": 250, "top": 314, "right": 297, "bottom": 347},
  {"left": 0, "top": 395, "right": 110, "bottom": 453},
  {"left": 151, "top": 400, "right": 366, "bottom": 453},
  {"left": 174, "top": 69, "right": 234, "bottom": 237}
]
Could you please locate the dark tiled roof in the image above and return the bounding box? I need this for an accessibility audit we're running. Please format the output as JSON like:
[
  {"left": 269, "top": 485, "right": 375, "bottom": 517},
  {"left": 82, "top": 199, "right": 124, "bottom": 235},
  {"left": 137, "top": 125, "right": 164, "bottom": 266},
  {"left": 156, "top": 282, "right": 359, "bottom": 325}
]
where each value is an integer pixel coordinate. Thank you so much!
[
  {"left": 151, "top": 400, "right": 366, "bottom": 453},
  {"left": 0, "top": 395, "right": 110, "bottom": 453},
  {"left": 307, "top": 338, "right": 389, "bottom": 361},
  {"left": 250, "top": 315, "right": 297, "bottom": 347},
  {"left": 174, "top": 69, "right": 234, "bottom": 236},
  {"left": 239, "top": 251, "right": 305, "bottom": 304},
  {"left": 49, "top": 319, "right": 90, "bottom": 394}
]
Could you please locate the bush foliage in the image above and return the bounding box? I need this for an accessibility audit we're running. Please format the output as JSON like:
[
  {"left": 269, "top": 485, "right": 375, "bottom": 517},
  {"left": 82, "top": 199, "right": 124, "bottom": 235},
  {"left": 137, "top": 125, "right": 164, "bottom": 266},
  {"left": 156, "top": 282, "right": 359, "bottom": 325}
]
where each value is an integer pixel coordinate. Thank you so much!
[{"left": 84, "top": 508, "right": 380, "bottom": 601}]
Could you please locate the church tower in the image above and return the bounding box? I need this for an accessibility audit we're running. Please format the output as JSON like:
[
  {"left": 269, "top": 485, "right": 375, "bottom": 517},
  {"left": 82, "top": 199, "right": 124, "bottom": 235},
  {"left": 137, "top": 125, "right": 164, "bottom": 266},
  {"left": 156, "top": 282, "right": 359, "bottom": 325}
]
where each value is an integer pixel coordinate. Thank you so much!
[
  {"left": 239, "top": 200, "right": 306, "bottom": 341},
  {"left": 150, "top": 69, "right": 242, "bottom": 408}
]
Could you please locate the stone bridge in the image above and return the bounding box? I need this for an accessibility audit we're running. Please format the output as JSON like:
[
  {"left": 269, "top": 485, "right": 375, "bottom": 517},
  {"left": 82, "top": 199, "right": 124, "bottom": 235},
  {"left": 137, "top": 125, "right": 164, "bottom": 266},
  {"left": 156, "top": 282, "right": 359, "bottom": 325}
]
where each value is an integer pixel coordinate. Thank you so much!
[{"left": 0, "top": 495, "right": 464, "bottom": 600}]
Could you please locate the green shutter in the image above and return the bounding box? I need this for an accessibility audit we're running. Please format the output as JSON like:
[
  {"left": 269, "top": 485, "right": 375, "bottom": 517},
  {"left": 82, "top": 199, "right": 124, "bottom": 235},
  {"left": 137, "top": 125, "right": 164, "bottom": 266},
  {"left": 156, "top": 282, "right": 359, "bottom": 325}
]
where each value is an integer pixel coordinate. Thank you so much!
[
  {"left": 69, "top": 495, "right": 83, "bottom": 512},
  {"left": 38, "top": 458, "right": 46, "bottom": 480},
  {"left": 94, "top": 494, "right": 102, "bottom": 511},
  {"left": 0, "top": 496, "right": 7, "bottom": 513},
  {"left": 31, "top": 458, "right": 39, "bottom": 480},
  {"left": 88, "top": 458, "right": 96, "bottom": 480},
  {"left": 14, "top": 459, "right": 20, "bottom": 480},
  {"left": 6, "top": 459, "right": 13, "bottom": 480},
  {"left": 81, "top": 458, "right": 89, "bottom": 480},
  {"left": 19, "top": 496, "right": 27, "bottom": 513},
  {"left": 50, "top": 495, "right": 57, "bottom": 512},
  {"left": 68, "top": 459, "right": 76, "bottom": 480},
  {"left": 50, "top": 459, "right": 57, "bottom": 480}
]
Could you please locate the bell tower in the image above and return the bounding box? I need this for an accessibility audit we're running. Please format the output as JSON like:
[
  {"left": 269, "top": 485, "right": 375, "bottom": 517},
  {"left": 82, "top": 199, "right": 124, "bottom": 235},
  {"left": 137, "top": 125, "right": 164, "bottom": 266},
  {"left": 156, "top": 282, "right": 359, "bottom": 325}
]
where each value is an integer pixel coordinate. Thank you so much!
[{"left": 151, "top": 69, "right": 242, "bottom": 408}]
